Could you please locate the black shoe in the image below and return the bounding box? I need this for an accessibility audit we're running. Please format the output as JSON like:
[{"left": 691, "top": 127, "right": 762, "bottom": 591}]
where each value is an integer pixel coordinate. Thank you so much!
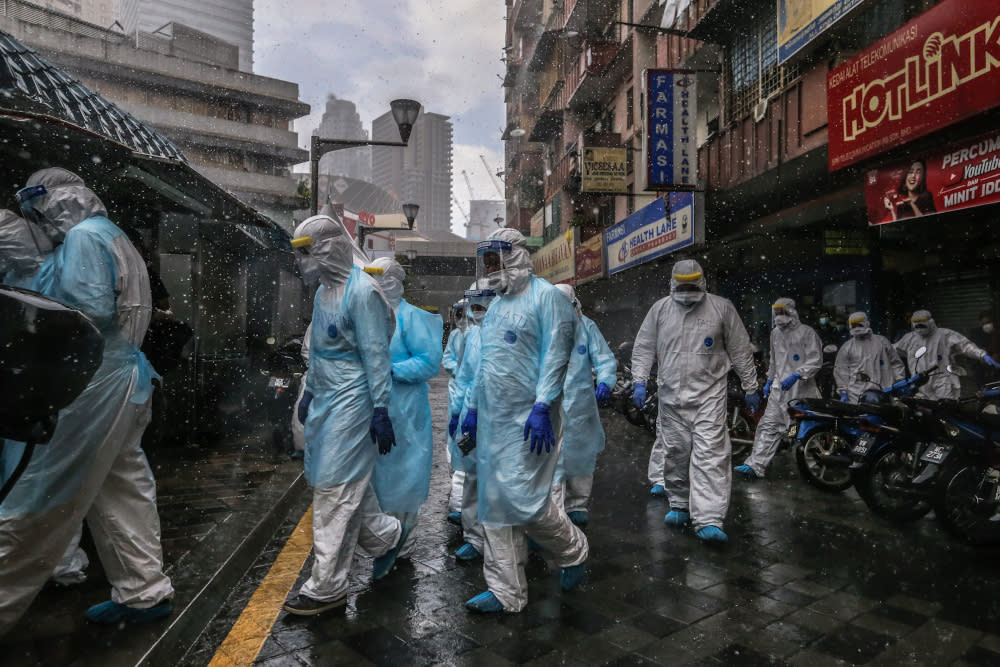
[{"left": 282, "top": 594, "right": 346, "bottom": 616}]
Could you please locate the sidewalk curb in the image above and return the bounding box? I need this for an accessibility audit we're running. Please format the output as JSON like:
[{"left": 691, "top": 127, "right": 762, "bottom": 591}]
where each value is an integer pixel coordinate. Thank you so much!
[{"left": 136, "top": 469, "right": 308, "bottom": 667}]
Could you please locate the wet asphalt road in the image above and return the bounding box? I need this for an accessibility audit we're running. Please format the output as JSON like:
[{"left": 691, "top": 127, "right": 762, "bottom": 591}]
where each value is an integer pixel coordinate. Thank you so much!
[{"left": 183, "top": 372, "right": 1000, "bottom": 666}]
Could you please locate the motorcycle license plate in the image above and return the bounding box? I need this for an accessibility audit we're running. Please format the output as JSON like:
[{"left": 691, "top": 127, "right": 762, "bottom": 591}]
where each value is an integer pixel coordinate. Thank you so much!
[
  {"left": 853, "top": 434, "right": 874, "bottom": 456},
  {"left": 268, "top": 377, "right": 290, "bottom": 389},
  {"left": 787, "top": 424, "right": 798, "bottom": 438},
  {"left": 920, "top": 444, "right": 951, "bottom": 464}
]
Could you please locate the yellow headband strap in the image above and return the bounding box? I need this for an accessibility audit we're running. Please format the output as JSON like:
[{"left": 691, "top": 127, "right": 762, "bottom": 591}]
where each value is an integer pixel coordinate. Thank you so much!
[
  {"left": 911, "top": 316, "right": 929, "bottom": 323},
  {"left": 674, "top": 271, "right": 702, "bottom": 282},
  {"left": 849, "top": 317, "right": 866, "bottom": 325},
  {"left": 364, "top": 266, "right": 385, "bottom": 275},
  {"left": 290, "top": 236, "right": 311, "bottom": 248}
]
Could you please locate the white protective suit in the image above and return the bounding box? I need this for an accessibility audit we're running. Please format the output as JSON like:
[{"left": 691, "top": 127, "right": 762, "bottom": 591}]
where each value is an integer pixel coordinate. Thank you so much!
[
  {"left": 0, "top": 210, "right": 88, "bottom": 586},
  {"left": 631, "top": 259, "right": 758, "bottom": 531},
  {"left": 553, "top": 284, "right": 617, "bottom": 514},
  {"left": 443, "top": 299, "right": 469, "bottom": 513},
  {"left": 290, "top": 216, "right": 402, "bottom": 603},
  {"left": 467, "top": 228, "right": 588, "bottom": 612},
  {"left": 450, "top": 284, "right": 496, "bottom": 555},
  {"left": 742, "top": 298, "right": 823, "bottom": 476},
  {"left": 0, "top": 168, "right": 172, "bottom": 634},
  {"left": 834, "top": 312, "right": 905, "bottom": 403},
  {"left": 896, "top": 310, "right": 990, "bottom": 401}
]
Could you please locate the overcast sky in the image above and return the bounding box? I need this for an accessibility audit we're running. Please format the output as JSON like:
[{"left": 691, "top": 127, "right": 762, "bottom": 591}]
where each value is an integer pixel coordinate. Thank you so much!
[{"left": 254, "top": 0, "right": 507, "bottom": 235}]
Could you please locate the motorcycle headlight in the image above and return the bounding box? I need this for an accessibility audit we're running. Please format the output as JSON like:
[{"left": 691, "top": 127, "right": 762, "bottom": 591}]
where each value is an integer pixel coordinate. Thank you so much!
[{"left": 939, "top": 419, "right": 960, "bottom": 439}]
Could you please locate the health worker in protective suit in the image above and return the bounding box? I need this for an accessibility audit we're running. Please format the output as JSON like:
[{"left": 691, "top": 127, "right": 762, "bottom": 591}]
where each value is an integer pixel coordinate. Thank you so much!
[
  {"left": 461, "top": 228, "right": 588, "bottom": 613},
  {"left": 443, "top": 298, "right": 470, "bottom": 524},
  {"left": 0, "top": 209, "right": 91, "bottom": 588},
  {"left": 896, "top": 310, "right": 1000, "bottom": 400},
  {"left": 289, "top": 322, "right": 312, "bottom": 460},
  {"left": 631, "top": 259, "right": 759, "bottom": 543},
  {"left": 833, "top": 312, "right": 905, "bottom": 403},
  {"left": 0, "top": 168, "right": 173, "bottom": 633},
  {"left": 735, "top": 298, "right": 822, "bottom": 479},
  {"left": 448, "top": 282, "right": 496, "bottom": 561},
  {"left": 367, "top": 257, "right": 443, "bottom": 559},
  {"left": 284, "top": 216, "right": 406, "bottom": 616},
  {"left": 0, "top": 209, "right": 52, "bottom": 289},
  {"left": 553, "top": 284, "right": 617, "bottom": 526}
]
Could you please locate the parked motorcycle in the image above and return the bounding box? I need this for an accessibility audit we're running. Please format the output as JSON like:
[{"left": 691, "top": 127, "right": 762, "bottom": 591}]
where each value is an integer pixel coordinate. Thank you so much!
[
  {"left": 260, "top": 335, "right": 306, "bottom": 454},
  {"left": 926, "top": 385, "right": 1000, "bottom": 544}
]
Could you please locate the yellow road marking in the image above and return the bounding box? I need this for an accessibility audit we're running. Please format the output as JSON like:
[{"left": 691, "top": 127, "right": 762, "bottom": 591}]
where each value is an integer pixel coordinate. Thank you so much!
[{"left": 208, "top": 506, "right": 313, "bottom": 667}]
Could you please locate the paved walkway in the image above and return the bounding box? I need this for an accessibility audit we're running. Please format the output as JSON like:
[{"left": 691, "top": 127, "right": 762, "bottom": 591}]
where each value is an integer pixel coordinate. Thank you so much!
[{"left": 183, "top": 373, "right": 1000, "bottom": 666}]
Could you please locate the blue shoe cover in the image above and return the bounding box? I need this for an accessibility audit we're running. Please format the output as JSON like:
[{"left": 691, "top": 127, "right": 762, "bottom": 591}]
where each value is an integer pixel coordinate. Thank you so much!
[
  {"left": 696, "top": 526, "right": 728, "bottom": 543},
  {"left": 466, "top": 591, "right": 504, "bottom": 613},
  {"left": 734, "top": 464, "right": 758, "bottom": 479},
  {"left": 650, "top": 484, "right": 667, "bottom": 497},
  {"left": 455, "top": 543, "right": 481, "bottom": 561},
  {"left": 446, "top": 511, "right": 462, "bottom": 526},
  {"left": 85, "top": 599, "right": 172, "bottom": 625},
  {"left": 373, "top": 523, "right": 410, "bottom": 580},
  {"left": 560, "top": 563, "right": 587, "bottom": 591},
  {"left": 567, "top": 510, "right": 589, "bottom": 527},
  {"left": 663, "top": 510, "right": 691, "bottom": 526}
]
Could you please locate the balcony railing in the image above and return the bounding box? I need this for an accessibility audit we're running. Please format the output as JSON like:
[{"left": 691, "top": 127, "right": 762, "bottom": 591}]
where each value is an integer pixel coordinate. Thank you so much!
[
  {"left": 565, "top": 39, "right": 620, "bottom": 110},
  {"left": 545, "top": 150, "right": 580, "bottom": 201}
]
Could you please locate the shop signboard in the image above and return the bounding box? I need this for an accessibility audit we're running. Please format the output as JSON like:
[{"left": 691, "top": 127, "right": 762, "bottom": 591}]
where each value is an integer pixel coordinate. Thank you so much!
[
  {"left": 645, "top": 69, "right": 696, "bottom": 190},
  {"left": 574, "top": 234, "right": 605, "bottom": 285},
  {"left": 534, "top": 228, "right": 576, "bottom": 285},
  {"left": 828, "top": 0, "right": 1000, "bottom": 171},
  {"left": 865, "top": 128, "right": 1000, "bottom": 226},
  {"left": 581, "top": 147, "right": 627, "bottom": 193},
  {"left": 777, "top": 0, "right": 867, "bottom": 64},
  {"left": 604, "top": 193, "right": 698, "bottom": 276}
]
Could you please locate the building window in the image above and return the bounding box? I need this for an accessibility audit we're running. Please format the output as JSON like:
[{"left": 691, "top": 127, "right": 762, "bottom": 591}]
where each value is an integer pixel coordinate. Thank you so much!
[
  {"left": 725, "top": 0, "right": 799, "bottom": 122},
  {"left": 625, "top": 86, "right": 634, "bottom": 130}
]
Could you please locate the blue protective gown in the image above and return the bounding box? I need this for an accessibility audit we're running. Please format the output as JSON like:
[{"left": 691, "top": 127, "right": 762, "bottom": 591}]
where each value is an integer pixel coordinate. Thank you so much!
[
  {"left": 304, "top": 266, "right": 394, "bottom": 489},
  {"left": 556, "top": 315, "right": 617, "bottom": 482},
  {"left": 443, "top": 327, "right": 467, "bottom": 457},
  {"left": 450, "top": 326, "right": 484, "bottom": 473},
  {"left": 372, "top": 299, "right": 443, "bottom": 513},
  {"left": 471, "top": 276, "right": 576, "bottom": 526},
  {"left": 1, "top": 216, "right": 158, "bottom": 514}
]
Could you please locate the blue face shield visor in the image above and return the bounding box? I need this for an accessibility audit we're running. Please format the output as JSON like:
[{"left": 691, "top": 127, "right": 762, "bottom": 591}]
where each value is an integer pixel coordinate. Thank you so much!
[
  {"left": 14, "top": 184, "right": 47, "bottom": 224},
  {"left": 476, "top": 240, "right": 512, "bottom": 286}
]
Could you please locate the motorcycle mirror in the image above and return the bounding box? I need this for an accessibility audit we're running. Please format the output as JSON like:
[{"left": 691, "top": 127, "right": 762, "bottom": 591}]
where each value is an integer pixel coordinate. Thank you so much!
[
  {"left": 266, "top": 336, "right": 277, "bottom": 345},
  {"left": 914, "top": 346, "right": 927, "bottom": 359},
  {"left": 823, "top": 344, "right": 839, "bottom": 354}
]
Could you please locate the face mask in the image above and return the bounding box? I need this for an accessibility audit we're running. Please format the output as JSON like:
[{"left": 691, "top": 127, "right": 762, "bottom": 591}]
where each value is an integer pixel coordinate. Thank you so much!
[
  {"left": 774, "top": 315, "right": 792, "bottom": 328},
  {"left": 296, "top": 254, "right": 322, "bottom": 287},
  {"left": 984, "top": 323, "right": 995, "bottom": 334},
  {"left": 913, "top": 324, "right": 930, "bottom": 338},
  {"left": 380, "top": 278, "right": 404, "bottom": 309},
  {"left": 819, "top": 317, "right": 829, "bottom": 325},
  {"left": 850, "top": 326, "right": 871, "bottom": 337},
  {"left": 469, "top": 310, "right": 486, "bottom": 325},
  {"left": 486, "top": 270, "right": 508, "bottom": 294},
  {"left": 673, "top": 290, "right": 704, "bottom": 307}
]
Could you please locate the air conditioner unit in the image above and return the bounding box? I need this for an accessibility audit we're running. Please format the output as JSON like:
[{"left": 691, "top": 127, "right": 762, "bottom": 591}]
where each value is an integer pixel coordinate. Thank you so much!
[{"left": 752, "top": 99, "right": 768, "bottom": 123}]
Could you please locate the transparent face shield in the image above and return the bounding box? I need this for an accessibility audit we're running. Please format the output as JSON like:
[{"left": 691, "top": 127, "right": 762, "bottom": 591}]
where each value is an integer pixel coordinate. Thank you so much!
[
  {"left": 849, "top": 315, "right": 870, "bottom": 336},
  {"left": 14, "top": 185, "right": 47, "bottom": 226},
  {"left": 463, "top": 288, "right": 496, "bottom": 326},
  {"left": 911, "top": 316, "right": 931, "bottom": 336},
  {"left": 291, "top": 236, "right": 322, "bottom": 287},
  {"left": 476, "top": 240, "right": 511, "bottom": 293}
]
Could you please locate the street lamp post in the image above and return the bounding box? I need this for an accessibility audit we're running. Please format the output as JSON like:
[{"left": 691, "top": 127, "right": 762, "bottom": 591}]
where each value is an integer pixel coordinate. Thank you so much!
[
  {"left": 356, "top": 203, "right": 419, "bottom": 257},
  {"left": 310, "top": 98, "right": 421, "bottom": 215}
]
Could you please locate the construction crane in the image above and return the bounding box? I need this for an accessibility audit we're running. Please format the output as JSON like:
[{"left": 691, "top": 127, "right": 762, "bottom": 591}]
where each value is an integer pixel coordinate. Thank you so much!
[
  {"left": 452, "top": 193, "right": 471, "bottom": 227},
  {"left": 480, "top": 154, "right": 505, "bottom": 199},
  {"left": 461, "top": 170, "right": 476, "bottom": 200}
]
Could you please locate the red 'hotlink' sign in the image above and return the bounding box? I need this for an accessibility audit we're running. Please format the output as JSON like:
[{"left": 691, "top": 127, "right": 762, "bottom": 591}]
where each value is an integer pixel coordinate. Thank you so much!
[
  {"left": 865, "top": 129, "right": 1000, "bottom": 225},
  {"left": 827, "top": 0, "right": 1000, "bottom": 171}
]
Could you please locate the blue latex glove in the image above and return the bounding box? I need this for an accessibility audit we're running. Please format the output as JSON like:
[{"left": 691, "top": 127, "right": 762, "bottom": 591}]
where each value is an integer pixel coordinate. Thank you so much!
[
  {"left": 297, "top": 390, "right": 314, "bottom": 425},
  {"left": 985, "top": 354, "right": 1000, "bottom": 370},
  {"left": 762, "top": 379, "right": 773, "bottom": 399},
  {"left": 840, "top": 391, "right": 849, "bottom": 402},
  {"left": 370, "top": 407, "right": 396, "bottom": 455},
  {"left": 448, "top": 413, "right": 460, "bottom": 438},
  {"left": 745, "top": 392, "right": 761, "bottom": 413},
  {"left": 461, "top": 409, "right": 478, "bottom": 442},
  {"left": 595, "top": 382, "right": 611, "bottom": 405},
  {"left": 780, "top": 373, "right": 801, "bottom": 391},
  {"left": 632, "top": 382, "right": 647, "bottom": 409},
  {"left": 523, "top": 402, "right": 555, "bottom": 455}
]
